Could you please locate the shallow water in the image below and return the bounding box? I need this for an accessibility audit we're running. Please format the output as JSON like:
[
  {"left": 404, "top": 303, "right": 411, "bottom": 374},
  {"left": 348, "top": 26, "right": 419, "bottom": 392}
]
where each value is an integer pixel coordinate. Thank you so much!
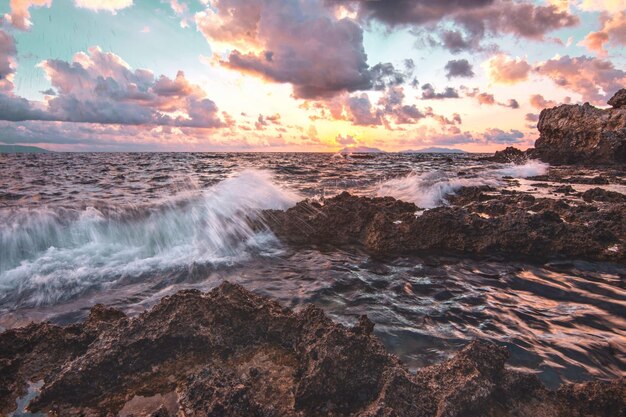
[{"left": 0, "top": 152, "right": 624, "bottom": 388}]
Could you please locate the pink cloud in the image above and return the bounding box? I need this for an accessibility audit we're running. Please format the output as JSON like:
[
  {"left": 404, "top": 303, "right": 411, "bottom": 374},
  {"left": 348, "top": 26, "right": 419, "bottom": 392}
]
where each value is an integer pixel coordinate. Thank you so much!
[
  {"left": 0, "top": 46, "right": 225, "bottom": 127},
  {"left": 580, "top": 11, "right": 626, "bottom": 56}
]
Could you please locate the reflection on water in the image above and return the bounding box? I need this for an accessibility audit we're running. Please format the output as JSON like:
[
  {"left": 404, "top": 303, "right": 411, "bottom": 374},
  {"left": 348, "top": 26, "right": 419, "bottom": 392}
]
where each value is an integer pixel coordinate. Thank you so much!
[
  {"left": 1, "top": 248, "right": 623, "bottom": 389},
  {"left": 0, "top": 152, "right": 624, "bottom": 389}
]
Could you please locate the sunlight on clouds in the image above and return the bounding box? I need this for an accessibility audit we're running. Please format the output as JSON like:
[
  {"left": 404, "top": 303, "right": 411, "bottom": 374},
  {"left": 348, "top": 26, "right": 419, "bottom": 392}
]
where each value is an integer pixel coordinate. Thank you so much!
[
  {"left": 579, "top": 0, "right": 626, "bottom": 13},
  {"left": 74, "top": 0, "right": 133, "bottom": 13},
  {"left": 5, "top": 0, "right": 51, "bottom": 30},
  {"left": 485, "top": 55, "right": 531, "bottom": 85}
]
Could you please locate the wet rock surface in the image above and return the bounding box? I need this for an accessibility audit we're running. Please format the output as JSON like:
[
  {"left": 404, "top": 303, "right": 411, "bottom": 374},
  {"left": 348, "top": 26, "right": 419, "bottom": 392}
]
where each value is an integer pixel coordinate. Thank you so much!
[
  {"left": 0, "top": 282, "right": 623, "bottom": 417},
  {"left": 532, "top": 89, "right": 626, "bottom": 165},
  {"left": 264, "top": 188, "right": 625, "bottom": 263}
]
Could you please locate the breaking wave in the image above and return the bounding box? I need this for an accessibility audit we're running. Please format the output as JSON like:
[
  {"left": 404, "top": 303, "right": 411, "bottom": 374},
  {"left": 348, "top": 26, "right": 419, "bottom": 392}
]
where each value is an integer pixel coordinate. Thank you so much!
[
  {"left": 0, "top": 170, "right": 299, "bottom": 308},
  {"left": 377, "top": 160, "right": 549, "bottom": 208}
]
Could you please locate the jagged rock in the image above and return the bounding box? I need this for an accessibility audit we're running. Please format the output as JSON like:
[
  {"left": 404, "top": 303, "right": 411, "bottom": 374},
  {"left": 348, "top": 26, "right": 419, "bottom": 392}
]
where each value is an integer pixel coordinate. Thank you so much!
[
  {"left": 0, "top": 283, "right": 623, "bottom": 416},
  {"left": 486, "top": 146, "right": 528, "bottom": 164},
  {"left": 608, "top": 88, "right": 626, "bottom": 108},
  {"left": 264, "top": 192, "right": 625, "bottom": 263},
  {"left": 534, "top": 96, "right": 626, "bottom": 165}
]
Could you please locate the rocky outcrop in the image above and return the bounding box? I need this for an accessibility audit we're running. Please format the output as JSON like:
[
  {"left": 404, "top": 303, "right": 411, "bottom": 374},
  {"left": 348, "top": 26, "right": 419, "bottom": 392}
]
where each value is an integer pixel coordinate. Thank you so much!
[
  {"left": 608, "top": 89, "right": 626, "bottom": 108},
  {"left": 534, "top": 89, "right": 626, "bottom": 165},
  {"left": 0, "top": 283, "right": 623, "bottom": 416},
  {"left": 486, "top": 146, "right": 528, "bottom": 164},
  {"left": 264, "top": 191, "right": 625, "bottom": 263}
]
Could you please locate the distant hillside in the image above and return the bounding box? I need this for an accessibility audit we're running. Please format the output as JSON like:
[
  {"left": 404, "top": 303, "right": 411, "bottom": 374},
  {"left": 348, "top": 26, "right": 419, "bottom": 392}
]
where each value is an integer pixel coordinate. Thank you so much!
[
  {"left": 0, "top": 145, "right": 51, "bottom": 153},
  {"left": 339, "top": 146, "right": 385, "bottom": 154},
  {"left": 402, "top": 147, "right": 466, "bottom": 154}
]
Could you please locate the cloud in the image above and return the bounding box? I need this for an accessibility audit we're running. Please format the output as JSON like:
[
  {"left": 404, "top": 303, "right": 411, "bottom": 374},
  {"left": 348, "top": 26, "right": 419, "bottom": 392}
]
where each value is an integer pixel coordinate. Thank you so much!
[
  {"left": 483, "top": 128, "right": 525, "bottom": 144},
  {"left": 4, "top": 0, "right": 51, "bottom": 30},
  {"left": 73, "top": 0, "right": 133, "bottom": 12},
  {"left": 576, "top": 0, "right": 625, "bottom": 13},
  {"left": 5, "top": 0, "right": 132, "bottom": 30},
  {"left": 197, "top": 0, "right": 376, "bottom": 99},
  {"left": 444, "top": 59, "right": 475, "bottom": 79},
  {"left": 336, "top": 134, "right": 357, "bottom": 145},
  {"left": 169, "top": 0, "right": 193, "bottom": 28},
  {"left": 346, "top": 93, "right": 382, "bottom": 126},
  {"left": 0, "top": 29, "right": 17, "bottom": 91},
  {"left": 486, "top": 54, "right": 626, "bottom": 104},
  {"left": 502, "top": 98, "right": 519, "bottom": 109},
  {"left": 0, "top": 46, "right": 224, "bottom": 127},
  {"left": 0, "top": 119, "right": 256, "bottom": 151},
  {"left": 486, "top": 54, "right": 531, "bottom": 84},
  {"left": 580, "top": 12, "right": 626, "bottom": 56},
  {"left": 356, "top": 0, "right": 578, "bottom": 52},
  {"left": 529, "top": 94, "right": 557, "bottom": 109},
  {"left": 421, "top": 83, "right": 460, "bottom": 99},
  {"left": 534, "top": 55, "right": 626, "bottom": 104},
  {"left": 525, "top": 113, "right": 539, "bottom": 122},
  {"left": 424, "top": 107, "right": 462, "bottom": 126},
  {"left": 476, "top": 92, "right": 495, "bottom": 105},
  {"left": 307, "top": 86, "right": 464, "bottom": 128},
  {"left": 0, "top": 28, "right": 53, "bottom": 120}
]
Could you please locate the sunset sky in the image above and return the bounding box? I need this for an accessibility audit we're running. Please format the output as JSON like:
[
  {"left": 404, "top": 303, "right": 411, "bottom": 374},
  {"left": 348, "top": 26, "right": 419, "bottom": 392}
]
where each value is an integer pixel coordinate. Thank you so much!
[{"left": 0, "top": 0, "right": 624, "bottom": 152}]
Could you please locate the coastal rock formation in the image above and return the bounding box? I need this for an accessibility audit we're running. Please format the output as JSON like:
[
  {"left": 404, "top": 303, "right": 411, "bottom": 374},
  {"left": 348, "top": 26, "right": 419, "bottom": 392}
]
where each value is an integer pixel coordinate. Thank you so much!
[
  {"left": 533, "top": 89, "right": 626, "bottom": 165},
  {"left": 485, "top": 146, "right": 528, "bottom": 164},
  {"left": 608, "top": 89, "right": 626, "bottom": 108},
  {"left": 264, "top": 191, "right": 625, "bottom": 263},
  {"left": 0, "top": 283, "right": 623, "bottom": 416}
]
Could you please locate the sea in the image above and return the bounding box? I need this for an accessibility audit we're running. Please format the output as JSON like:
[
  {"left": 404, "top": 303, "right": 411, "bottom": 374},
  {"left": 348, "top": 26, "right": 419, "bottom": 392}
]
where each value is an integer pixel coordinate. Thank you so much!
[{"left": 0, "top": 152, "right": 624, "bottom": 388}]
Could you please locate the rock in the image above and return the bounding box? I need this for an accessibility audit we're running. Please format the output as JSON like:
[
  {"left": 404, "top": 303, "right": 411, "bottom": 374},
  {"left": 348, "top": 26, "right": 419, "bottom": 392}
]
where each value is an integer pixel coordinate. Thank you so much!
[
  {"left": 485, "top": 146, "right": 528, "bottom": 164},
  {"left": 554, "top": 185, "right": 575, "bottom": 194},
  {"left": 582, "top": 188, "right": 626, "bottom": 203},
  {"left": 607, "top": 88, "right": 626, "bottom": 108},
  {"left": 264, "top": 192, "right": 625, "bottom": 263},
  {"left": 0, "top": 283, "right": 623, "bottom": 416},
  {"left": 534, "top": 99, "right": 626, "bottom": 165}
]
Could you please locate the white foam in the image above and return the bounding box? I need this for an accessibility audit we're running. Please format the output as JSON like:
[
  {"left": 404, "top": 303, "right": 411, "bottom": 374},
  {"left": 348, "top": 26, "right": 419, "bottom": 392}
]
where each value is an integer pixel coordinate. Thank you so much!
[
  {"left": 377, "top": 160, "right": 549, "bottom": 208},
  {"left": 0, "top": 169, "right": 299, "bottom": 308}
]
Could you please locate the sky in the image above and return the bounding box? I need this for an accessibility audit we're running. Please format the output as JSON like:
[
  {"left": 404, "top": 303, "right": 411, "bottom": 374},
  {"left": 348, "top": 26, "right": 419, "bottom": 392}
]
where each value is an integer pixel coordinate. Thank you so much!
[{"left": 0, "top": 0, "right": 624, "bottom": 152}]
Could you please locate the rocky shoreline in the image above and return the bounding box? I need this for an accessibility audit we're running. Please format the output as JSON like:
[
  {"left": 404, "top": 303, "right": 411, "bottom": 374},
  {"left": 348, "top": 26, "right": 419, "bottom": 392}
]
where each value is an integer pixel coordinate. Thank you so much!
[
  {"left": 1, "top": 91, "right": 625, "bottom": 416},
  {"left": 263, "top": 185, "right": 625, "bottom": 264},
  {"left": 490, "top": 88, "right": 626, "bottom": 165},
  {"left": 1, "top": 282, "right": 624, "bottom": 416}
]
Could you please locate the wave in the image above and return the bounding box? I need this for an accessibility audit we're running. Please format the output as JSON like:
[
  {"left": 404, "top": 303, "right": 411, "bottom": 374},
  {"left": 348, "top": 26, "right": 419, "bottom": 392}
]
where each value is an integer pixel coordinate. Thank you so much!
[
  {"left": 0, "top": 170, "right": 300, "bottom": 308},
  {"left": 377, "top": 160, "right": 548, "bottom": 208}
]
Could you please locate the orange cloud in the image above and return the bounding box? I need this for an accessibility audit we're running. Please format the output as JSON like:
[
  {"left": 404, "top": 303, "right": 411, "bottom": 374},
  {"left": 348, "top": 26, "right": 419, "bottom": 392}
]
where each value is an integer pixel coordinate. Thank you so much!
[
  {"left": 486, "top": 55, "right": 531, "bottom": 84},
  {"left": 580, "top": 12, "right": 626, "bottom": 56}
]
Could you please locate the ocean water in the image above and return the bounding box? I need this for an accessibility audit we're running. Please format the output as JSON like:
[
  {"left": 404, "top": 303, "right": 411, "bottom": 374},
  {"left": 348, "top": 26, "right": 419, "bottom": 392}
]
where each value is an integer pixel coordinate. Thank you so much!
[{"left": 0, "top": 152, "right": 624, "bottom": 388}]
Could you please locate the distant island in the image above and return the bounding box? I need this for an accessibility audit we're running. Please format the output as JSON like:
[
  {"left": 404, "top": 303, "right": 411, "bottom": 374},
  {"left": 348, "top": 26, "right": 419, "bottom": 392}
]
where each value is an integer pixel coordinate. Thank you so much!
[
  {"left": 402, "top": 147, "right": 466, "bottom": 154},
  {"left": 338, "top": 146, "right": 385, "bottom": 154},
  {"left": 0, "top": 144, "right": 51, "bottom": 153}
]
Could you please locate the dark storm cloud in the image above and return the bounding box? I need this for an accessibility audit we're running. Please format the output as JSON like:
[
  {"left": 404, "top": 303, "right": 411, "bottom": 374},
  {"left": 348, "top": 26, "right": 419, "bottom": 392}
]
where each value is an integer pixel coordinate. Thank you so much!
[
  {"left": 356, "top": 0, "right": 495, "bottom": 26},
  {"left": 444, "top": 59, "right": 475, "bottom": 79},
  {"left": 354, "top": 0, "right": 578, "bottom": 52}
]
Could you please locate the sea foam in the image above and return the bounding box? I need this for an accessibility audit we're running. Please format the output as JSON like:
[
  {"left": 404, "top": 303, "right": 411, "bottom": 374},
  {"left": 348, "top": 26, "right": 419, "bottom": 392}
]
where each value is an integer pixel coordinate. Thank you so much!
[
  {"left": 0, "top": 169, "right": 299, "bottom": 308},
  {"left": 377, "top": 160, "right": 548, "bottom": 208}
]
